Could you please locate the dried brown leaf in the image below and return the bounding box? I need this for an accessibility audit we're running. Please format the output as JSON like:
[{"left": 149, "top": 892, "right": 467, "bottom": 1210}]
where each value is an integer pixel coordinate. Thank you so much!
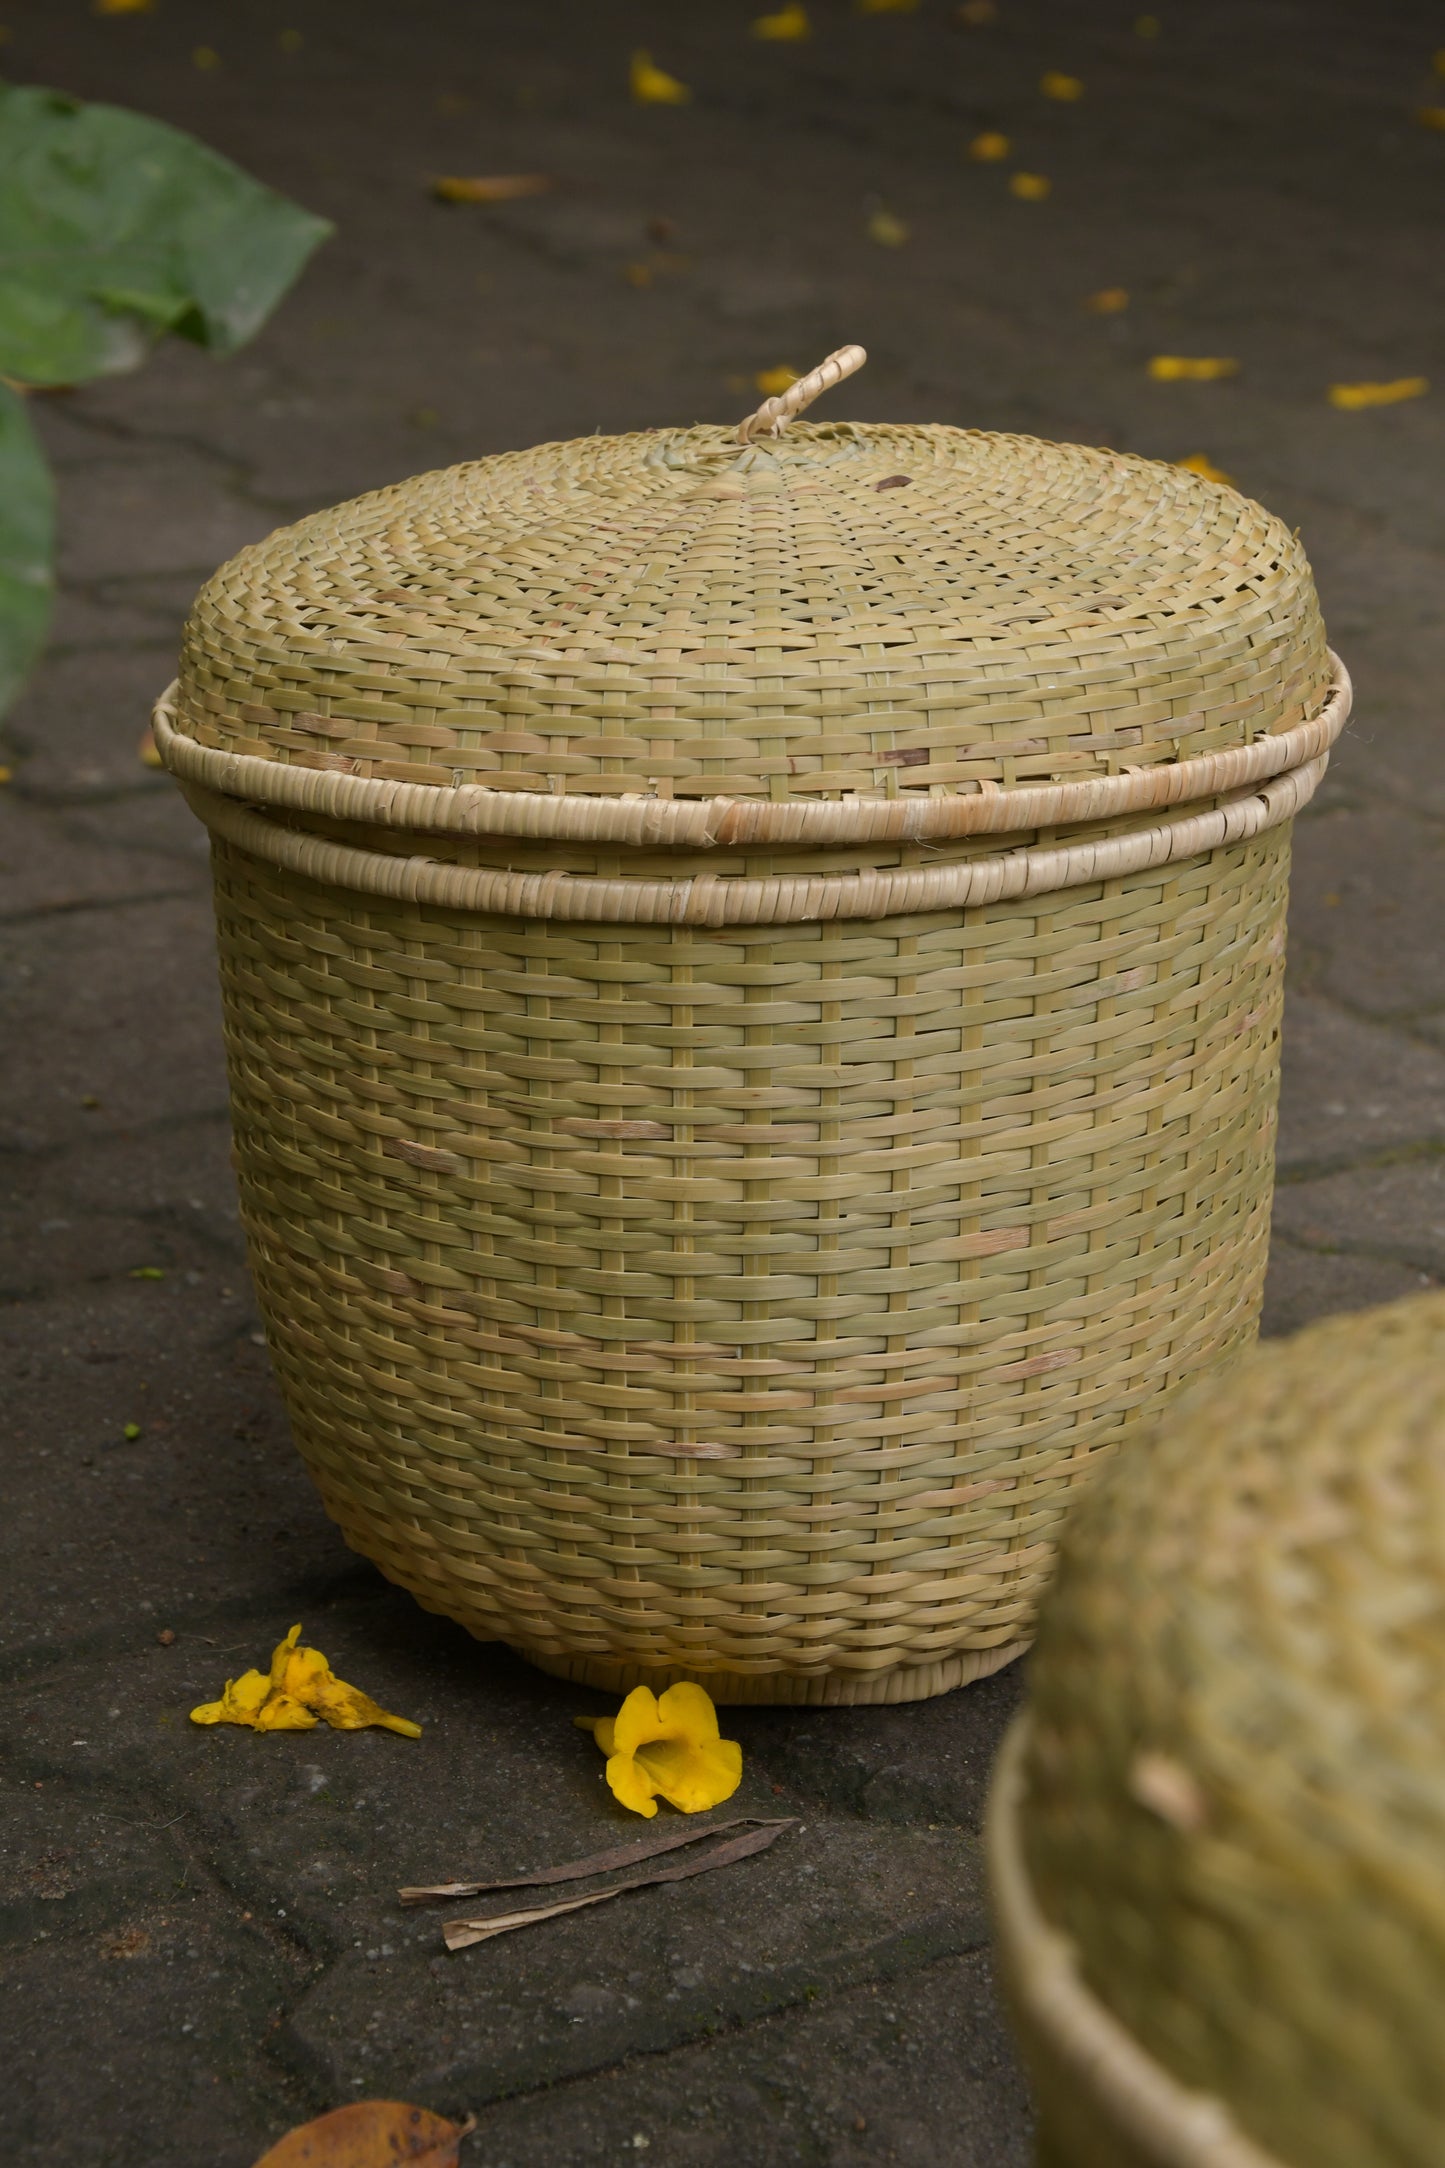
[
  {"left": 400, "top": 1813, "right": 788, "bottom": 1904},
  {"left": 251, "top": 2100, "right": 475, "bottom": 2166},
  {"left": 440, "top": 1819, "right": 796, "bottom": 1950}
]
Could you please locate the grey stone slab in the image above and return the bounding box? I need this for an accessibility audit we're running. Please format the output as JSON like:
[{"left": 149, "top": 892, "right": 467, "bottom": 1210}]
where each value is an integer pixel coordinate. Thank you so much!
[
  {"left": 1260, "top": 1239, "right": 1432, "bottom": 1340},
  {"left": 1275, "top": 992, "right": 1445, "bottom": 1177},
  {"left": 1271, "top": 1161, "right": 1445, "bottom": 1281},
  {"left": 0, "top": 792, "right": 208, "bottom": 922},
  {"left": 1287, "top": 804, "right": 1445, "bottom": 1023},
  {"left": 456, "top": 1949, "right": 1030, "bottom": 2168},
  {"left": 4, "top": 648, "right": 185, "bottom": 804}
]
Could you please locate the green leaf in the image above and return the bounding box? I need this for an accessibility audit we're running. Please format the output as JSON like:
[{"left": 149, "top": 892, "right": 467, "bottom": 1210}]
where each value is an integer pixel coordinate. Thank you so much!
[
  {"left": 0, "top": 84, "right": 332, "bottom": 386},
  {"left": 0, "top": 382, "right": 55, "bottom": 716}
]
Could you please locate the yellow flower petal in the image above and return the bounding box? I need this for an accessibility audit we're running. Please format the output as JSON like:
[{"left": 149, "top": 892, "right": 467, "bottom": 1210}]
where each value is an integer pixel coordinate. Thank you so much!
[
  {"left": 1176, "top": 452, "right": 1233, "bottom": 484},
  {"left": 968, "top": 132, "right": 1010, "bottom": 162},
  {"left": 1009, "top": 172, "right": 1051, "bottom": 200},
  {"left": 752, "top": 3, "right": 810, "bottom": 38},
  {"left": 655, "top": 1681, "right": 724, "bottom": 1745},
  {"left": 1085, "top": 286, "right": 1129, "bottom": 314},
  {"left": 254, "top": 1693, "right": 319, "bottom": 1732},
  {"left": 269, "top": 1623, "right": 304, "bottom": 1689},
  {"left": 866, "top": 209, "right": 910, "bottom": 246},
  {"left": 1148, "top": 355, "right": 1238, "bottom": 381},
  {"left": 754, "top": 365, "right": 799, "bottom": 396},
  {"left": 1040, "top": 71, "right": 1083, "bottom": 100},
  {"left": 631, "top": 50, "right": 691, "bottom": 104},
  {"left": 605, "top": 1751, "right": 663, "bottom": 1816},
  {"left": 610, "top": 1685, "right": 665, "bottom": 1758},
  {"left": 190, "top": 1668, "right": 272, "bottom": 1727},
  {"left": 1327, "top": 376, "right": 1428, "bottom": 410},
  {"left": 635, "top": 1736, "right": 743, "bottom": 1814}
]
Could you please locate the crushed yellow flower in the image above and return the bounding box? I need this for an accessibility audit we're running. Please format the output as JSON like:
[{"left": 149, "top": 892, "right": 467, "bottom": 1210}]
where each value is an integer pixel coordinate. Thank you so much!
[
  {"left": 1176, "top": 452, "right": 1232, "bottom": 484},
  {"left": 1148, "top": 355, "right": 1238, "bottom": 381},
  {"left": 1009, "top": 172, "right": 1051, "bottom": 200},
  {"left": 1328, "top": 377, "right": 1428, "bottom": 410},
  {"left": 1085, "top": 286, "right": 1129, "bottom": 313},
  {"left": 191, "top": 1625, "right": 422, "bottom": 1738},
  {"left": 752, "top": 3, "right": 811, "bottom": 39},
  {"left": 1416, "top": 105, "right": 1445, "bottom": 130},
  {"left": 755, "top": 365, "right": 799, "bottom": 396},
  {"left": 1040, "top": 71, "right": 1083, "bottom": 100},
  {"left": 576, "top": 1683, "right": 742, "bottom": 1818},
  {"left": 631, "top": 50, "right": 691, "bottom": 104},
  {"left": 968, "top": 131, "right": 1010, "bottom": 161},
  {"left": 866, "top": 208, "right": 910, "bottom": 246}
]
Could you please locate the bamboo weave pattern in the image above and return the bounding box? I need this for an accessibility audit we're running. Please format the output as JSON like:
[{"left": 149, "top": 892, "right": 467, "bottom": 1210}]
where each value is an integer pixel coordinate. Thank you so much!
[{"left": 1011, "top": 1294, "right": 1445, "bottom": 2164}]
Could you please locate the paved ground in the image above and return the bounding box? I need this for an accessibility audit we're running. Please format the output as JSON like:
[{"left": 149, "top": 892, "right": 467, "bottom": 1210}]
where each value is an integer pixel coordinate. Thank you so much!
[{"left": 2, "top": 2, "right": 1442, "bottom": 2161}]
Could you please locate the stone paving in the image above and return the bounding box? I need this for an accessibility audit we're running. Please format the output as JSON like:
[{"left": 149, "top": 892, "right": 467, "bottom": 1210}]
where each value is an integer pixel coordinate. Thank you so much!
[{"left": 2, "top": 2, "right": 1442, "bottom": 2161}]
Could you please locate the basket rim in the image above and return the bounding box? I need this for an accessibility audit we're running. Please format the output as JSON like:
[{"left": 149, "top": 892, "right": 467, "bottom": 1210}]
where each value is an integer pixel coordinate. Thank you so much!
[
  {"left": 178, "top": 749, "right": 1324, "bottom": 925},
  {"left": 986, "top": 1716, "right": 1284, "bottom": 2168},
  {"left": 152, "top": 652, "right": 1350, "bottom": 852}
]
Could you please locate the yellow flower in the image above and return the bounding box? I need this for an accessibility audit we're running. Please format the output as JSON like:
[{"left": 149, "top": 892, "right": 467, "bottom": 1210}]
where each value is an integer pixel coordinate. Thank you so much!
[
  {"left": 1009, "top": 172, "right": 1051, "bottom": 200},
  {"left": 1176, "top": 452, "right": 1233, "bottom": 484},
  {"left": 1084, "top": 286, "right": 1129, "bottom": 313},
  {"left": 631, "top": 50, "right": 691, "bottom": 104},
  {"left": 1040, "top": 71, "right": 1083, "bottom": 100},
  {"left": 752, "top": 3, "right": 811, "bottom": 39},
  {"left": 1327, "top": 376, "right": 1428, "bottom": 410},
  {"left": 755, "top": 365, "right": 799, "bottom": 395},
  {"left": 576, "top": 1683, "right": 743, "bottom": 1818},
  {"left": 968, "top": 131, "right": 1010, "bottom": 161},
  {"left": 191, "top": 1625, "right": 422, "bottom": 1737},
  {"left": 1148, "top": 354, "right": 1238, "bottom": 381}
]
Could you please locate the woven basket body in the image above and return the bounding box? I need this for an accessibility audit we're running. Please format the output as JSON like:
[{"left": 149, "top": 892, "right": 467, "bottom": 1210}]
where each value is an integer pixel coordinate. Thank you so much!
[
  {"left": 989, "top": 1293, "right": 1445, "bottom": 2165},
  {"left": 160, "top": 417, "right": 1343, "bottom": 1704}
]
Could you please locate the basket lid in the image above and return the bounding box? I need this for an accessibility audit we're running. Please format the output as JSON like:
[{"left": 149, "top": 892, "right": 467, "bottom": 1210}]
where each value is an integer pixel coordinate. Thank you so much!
[
  {"left": 171, "top": 346, "right": 1331, "bottom": 832},
  {"left": 1016, "top": 1290, "right": 1445, "bottom": 2168}
]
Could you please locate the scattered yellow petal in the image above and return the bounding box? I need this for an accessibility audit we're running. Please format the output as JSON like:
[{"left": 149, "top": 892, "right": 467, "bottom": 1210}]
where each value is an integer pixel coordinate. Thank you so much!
[
  {"left": 755, "top": 365, "right": 800, "bottom": 396},
  {"left": 94, "top": 0, "right": 155, "bottom": 12},
  {"left": 865, "top": 208, "right": 910, "bottom": 246},
  {"left": 254, "top": 2104, "right": 475, "bottom": 2168},
  {"left": 1416, "top": 105, "right": 1445, "bottom": 130},
  {"left": 123, "top": 1421, "right": 142, "bottom": 1440},
  {"left": 578, "top": 1683, "right": 743, "bottom": 1818},
  {"left": 1148, "top": 354, "right": 1238, "bottom": 381},
  {"left": 1135, "top": 13, "right": 1161, "bottom": 36},
  {"left": 1040, "top": 70, "right": 1083, "bottom": 100},
  {"left": 129, "top": 1266, "right": 165, "bottom": 1279},
  {"left": 0, "top": 766, "right": 12, "bottom": 786},
  {"left": 279, "top": 27, "right": 303, "bottom": 51},
  {"left": 622, "top": 261, "right": 653, "bottom": 287},
  {"left": 968, "top": 131, "right": 1010, "bottom": 161},
  {"left": 192, "top": 45, "right": 220, "bottom": 70},
  {"left": 1085, "top": 286, "right": 1129, "bottom": 313},
  {"left": 190, "top": 1624, "right": 422, "bottom": 1737},
  {"left": 1327, "top": 376, "right": 1428, "bottom": 410},
  {"left": 431, "top": 174, "right": 550, "bottom": 204},
  {"left": 857, "top": 0, "right": 919, "bottom": 11},
  {"left": 631, "top": 50, "right": 691, "bottom": 104},
  {"left": 1009, "top": 172, "right": 1051, "bottom": 200},
  {"left": 752, "top": 2, "right": 811, "bottom": 39},
  {"left": 137, "top": 724, "right": 163, "bottom": 767},
  {"left": 958, "top": 0, "right": 998, "bottom": 20},
  {"left": 1176, "top": 452, "right": 1233, "bottom": 484}
]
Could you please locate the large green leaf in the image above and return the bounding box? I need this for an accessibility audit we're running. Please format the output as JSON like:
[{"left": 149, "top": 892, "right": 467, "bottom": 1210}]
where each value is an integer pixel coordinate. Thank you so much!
[
  {"left": 0, "top": 383, "right": 55, "bottom": 717},
  {"left": 0, "top": 84, "right": 332, "bottom": 385}
]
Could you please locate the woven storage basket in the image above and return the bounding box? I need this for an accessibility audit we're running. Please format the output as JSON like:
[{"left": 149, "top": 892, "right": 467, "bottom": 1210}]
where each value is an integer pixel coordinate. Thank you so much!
[
  {"left": 156, "top": 350, "right": 1349, "bottom": 1704},
  {"left": 987, "top": 1291, "right": 1445, "bottom": 2168}
]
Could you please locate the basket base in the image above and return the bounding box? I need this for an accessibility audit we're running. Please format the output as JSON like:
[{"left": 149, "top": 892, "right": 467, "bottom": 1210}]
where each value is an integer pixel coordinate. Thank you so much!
[{"left": 509, "top": 1638, "right": 1030, "bottom": 1707}]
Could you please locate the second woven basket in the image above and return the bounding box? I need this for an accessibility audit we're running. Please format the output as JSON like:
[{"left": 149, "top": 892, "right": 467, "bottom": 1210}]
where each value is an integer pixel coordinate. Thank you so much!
[{"left": 155, "top": 350, "right": 1348, "bottom": 1702}]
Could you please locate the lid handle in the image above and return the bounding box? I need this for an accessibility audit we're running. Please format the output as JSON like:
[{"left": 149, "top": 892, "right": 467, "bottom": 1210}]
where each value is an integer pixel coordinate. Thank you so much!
[{"left": 736, "top": 344, "right": 867, "bottom": 446}]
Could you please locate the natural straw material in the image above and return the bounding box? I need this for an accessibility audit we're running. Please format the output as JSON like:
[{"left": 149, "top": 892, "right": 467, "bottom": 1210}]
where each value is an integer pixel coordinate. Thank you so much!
[
  {"left": 160, "top": 398, "right": 1340, "bottom": 1703},
  {"left": 995, "top": 1293, "right": 1445, "bottom": 2165}
]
